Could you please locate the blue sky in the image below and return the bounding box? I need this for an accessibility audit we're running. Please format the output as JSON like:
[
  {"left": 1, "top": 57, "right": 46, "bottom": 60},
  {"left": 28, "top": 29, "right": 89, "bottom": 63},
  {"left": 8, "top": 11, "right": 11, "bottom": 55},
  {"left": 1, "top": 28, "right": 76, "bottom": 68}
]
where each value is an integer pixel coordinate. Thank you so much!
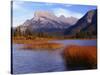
[{"left": 12, "top": 1, "right": 97, "bottom": 27}]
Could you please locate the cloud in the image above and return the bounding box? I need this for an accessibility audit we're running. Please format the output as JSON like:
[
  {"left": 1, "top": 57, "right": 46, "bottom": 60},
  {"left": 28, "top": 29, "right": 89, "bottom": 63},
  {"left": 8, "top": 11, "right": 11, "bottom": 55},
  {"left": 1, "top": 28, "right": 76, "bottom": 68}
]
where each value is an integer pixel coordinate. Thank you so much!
[
  {"left": 12, "top": 1, "right": 34, "bottom": 27},
  {"left": 64, "top": 4, "right": 73, "bottom": 7},
  {"left": 13, "top": 1, "right": 25, "bottom": 10},
  {"left": 53, "top": 8, "right": 83, "bottom": 19},
  {"left": 13, "top": 13, "right": 34, "bottom": 27}
]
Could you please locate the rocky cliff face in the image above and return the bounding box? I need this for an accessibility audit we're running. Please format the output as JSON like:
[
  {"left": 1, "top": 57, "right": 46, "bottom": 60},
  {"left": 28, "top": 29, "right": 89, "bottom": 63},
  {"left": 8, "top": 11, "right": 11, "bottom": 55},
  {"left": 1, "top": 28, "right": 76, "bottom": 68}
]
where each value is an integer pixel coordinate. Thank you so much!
[
  {"left": 15, "top": 10, "right": 78, "bottom": 35},
  {"left": 64, "top": 9, "right": 97, "bottom": 38},
  {"left": 14, "top": 9, "right": 97, "bottom": 38}
]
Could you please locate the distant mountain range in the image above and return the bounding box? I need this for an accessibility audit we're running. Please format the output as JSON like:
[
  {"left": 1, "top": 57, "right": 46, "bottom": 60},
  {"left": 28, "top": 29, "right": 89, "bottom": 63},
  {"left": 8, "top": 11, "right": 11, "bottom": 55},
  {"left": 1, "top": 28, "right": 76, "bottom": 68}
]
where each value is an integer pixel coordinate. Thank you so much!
[
  {"left": 21, "top": 11, "right": 77, "bottom": 28},
  {"left": 64, "top": 9, "right": 97, "bottom": 38},
  {"left": 13, "top": 9, "right": 97, "bottom": 38}
]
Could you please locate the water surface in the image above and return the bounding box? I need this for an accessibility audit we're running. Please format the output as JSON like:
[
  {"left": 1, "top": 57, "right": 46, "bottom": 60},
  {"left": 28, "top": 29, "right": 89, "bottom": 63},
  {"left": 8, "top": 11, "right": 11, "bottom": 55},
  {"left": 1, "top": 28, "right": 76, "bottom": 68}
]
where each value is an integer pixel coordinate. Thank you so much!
[{"left": 12, "top": 40, "right": 96, "bottom": 74}]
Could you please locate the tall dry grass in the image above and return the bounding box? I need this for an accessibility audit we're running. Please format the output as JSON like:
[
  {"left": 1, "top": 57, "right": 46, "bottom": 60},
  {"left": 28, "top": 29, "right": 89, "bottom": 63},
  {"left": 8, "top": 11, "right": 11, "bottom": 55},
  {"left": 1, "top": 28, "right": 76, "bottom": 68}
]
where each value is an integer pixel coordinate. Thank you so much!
[
  {"left": 21, "top": 42, "right": 64, "bottom": 50},
  {"left": 63, "top": 45, "right": 97, "bottom": 70},
  {"left": 13, "top": 36, "right": 64, "bottom": 50}
]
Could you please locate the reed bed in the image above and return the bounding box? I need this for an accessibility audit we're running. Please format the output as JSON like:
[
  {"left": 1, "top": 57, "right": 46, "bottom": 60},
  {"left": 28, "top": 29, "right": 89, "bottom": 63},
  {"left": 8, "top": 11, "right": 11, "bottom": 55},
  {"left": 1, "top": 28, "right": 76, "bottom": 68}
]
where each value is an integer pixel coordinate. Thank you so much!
[
  {"left": 63, "top": 45, "right": 97, "bottom": 70},
  {"left": 21, "top": 42, "right": 64, "bottom": 50},
  {"left": 13, "top": 37, "right": 64, "bottom": 50}
]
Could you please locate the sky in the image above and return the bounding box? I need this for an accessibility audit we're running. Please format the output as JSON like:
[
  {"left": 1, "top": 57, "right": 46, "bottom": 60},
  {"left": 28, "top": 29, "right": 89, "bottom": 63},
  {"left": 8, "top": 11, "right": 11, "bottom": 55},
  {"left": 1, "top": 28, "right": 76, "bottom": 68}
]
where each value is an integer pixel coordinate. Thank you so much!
[{"left": 12, "top": 1, "right": 97, "bottom": 27}]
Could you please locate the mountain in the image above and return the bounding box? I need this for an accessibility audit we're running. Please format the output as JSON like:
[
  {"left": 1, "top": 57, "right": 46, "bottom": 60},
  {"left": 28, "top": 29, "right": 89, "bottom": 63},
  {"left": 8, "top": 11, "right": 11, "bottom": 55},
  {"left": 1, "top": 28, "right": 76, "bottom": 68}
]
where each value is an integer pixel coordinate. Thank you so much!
[
  {"left": 64, "top": 9, "right": 97, "bottom": 38},
  {"left": 58, "top": 15, "right": 78, "bottom": 25},
  {"left": 14, "top": 9, "right": 97, "bottom": 38},
  {"left": 15, "top": 10, "right": 78, "bottom": 36}
]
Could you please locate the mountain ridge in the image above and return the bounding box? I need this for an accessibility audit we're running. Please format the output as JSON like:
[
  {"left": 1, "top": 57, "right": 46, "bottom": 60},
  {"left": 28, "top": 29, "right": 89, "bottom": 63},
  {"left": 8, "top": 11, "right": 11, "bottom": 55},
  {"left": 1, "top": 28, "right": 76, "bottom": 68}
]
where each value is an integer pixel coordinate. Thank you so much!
[
  {"left": 13, "top": 9, "right": 97, "bottom": 38},
  {"left": 64, "top": 9, "right": 97, "bottom": 38}
]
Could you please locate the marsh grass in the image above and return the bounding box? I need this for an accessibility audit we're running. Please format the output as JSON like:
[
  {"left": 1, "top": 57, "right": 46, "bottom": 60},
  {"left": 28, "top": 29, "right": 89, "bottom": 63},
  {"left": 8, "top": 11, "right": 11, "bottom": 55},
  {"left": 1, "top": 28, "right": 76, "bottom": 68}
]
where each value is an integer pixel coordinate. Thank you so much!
[
  {"left": 63, "top": 45, "right": 97, "bottom": 70},
  {"left": 21, "top": 42, "right": 64, "bottom": 50},
  {"left": 15, "top": 42, "right": 64, "bottom": 50},
  {"left": 13, "top": 36, "right": 64, "bottom": 50}
]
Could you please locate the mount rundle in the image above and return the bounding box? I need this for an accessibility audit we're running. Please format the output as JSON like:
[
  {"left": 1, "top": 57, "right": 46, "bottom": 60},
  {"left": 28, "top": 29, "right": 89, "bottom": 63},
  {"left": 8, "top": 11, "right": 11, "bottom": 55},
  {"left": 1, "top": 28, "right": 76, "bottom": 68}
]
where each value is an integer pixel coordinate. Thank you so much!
[{"left": 14, "top": 9, "right": 97, "bottom": 37}]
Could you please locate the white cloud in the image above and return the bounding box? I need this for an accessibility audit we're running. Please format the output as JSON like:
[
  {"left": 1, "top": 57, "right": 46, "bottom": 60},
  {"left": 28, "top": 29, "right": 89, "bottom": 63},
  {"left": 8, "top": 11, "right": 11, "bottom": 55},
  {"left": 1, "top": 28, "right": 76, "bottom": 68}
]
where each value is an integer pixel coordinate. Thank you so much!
[
  {"left": 13, "top": 1, "right": 25, "bottom": 10},
  {"left": 64, "top": 4, "right": 73, "bottom": 7},
  {"left": 13, "top": 12, "right": 34, "bottom": 27},
  {"left": 53, "top": 8, "right": 83, "bottom": 19},
  {"left": 12, "top": 1, "right": 33, "bottom": 27}
]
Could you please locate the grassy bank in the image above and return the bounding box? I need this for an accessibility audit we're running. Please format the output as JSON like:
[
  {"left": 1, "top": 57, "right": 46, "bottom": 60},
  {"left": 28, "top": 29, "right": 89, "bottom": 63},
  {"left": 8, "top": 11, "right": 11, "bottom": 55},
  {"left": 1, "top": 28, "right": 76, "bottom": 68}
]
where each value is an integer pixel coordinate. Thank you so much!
[
  {"left": 12, "top": 36, "right": 51, "bottom": 44},
  {"left": 63, "top": 45, "right": 97, "bottom": 70},
  {"left": 12, "top": 36, "right": 96, "bottom": 43},
  {"left": 12, "top": 36, "right": 64, "bottom": 50}
]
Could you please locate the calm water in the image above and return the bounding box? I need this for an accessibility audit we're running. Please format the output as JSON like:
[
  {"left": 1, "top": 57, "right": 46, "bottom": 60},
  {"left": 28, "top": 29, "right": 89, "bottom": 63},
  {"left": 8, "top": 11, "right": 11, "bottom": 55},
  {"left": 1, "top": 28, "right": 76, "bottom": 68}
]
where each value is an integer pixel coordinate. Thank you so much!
[{"left": 12, "top": 40, "right": 96, "bottom": 74}]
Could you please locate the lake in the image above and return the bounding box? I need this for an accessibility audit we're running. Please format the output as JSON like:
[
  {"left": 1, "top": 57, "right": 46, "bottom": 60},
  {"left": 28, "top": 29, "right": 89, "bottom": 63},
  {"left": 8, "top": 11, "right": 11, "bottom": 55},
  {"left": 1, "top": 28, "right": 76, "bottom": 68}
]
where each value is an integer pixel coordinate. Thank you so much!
[{"left": 12, "top": 40, "right": 97, "bottom": 74}]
